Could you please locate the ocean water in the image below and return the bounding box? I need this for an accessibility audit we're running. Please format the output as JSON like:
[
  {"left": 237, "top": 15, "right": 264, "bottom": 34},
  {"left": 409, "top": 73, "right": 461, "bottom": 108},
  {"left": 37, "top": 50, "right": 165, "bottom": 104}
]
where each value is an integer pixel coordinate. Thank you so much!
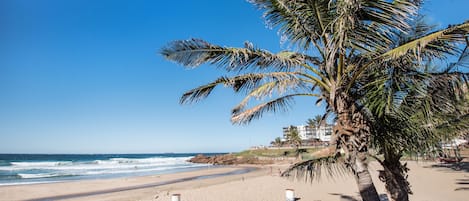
[{"left": 0, "top": 153, "right": 217, "bottom": 186}]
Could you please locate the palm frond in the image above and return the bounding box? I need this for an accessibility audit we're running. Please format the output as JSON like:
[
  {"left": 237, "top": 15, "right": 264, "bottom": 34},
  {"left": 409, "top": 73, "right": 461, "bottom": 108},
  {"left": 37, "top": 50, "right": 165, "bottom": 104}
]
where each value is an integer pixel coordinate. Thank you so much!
[
  {"left": 281, "top": 155, "right": 350, "bottom": 182},
  {"left": 231, "top": 71, "right": 319, "bottom": 114},
  {"left": 231, "top": 93, "right": 317, "bottom": 124},
  {"left": 380, "top": 21, "right": 469, "bottom": 61},
  {"left": 359, "top": 0, "right": 418, "bottom": 32},
  {"left": 425, "top": 72, "right": 468, "bottom": 114},
  {"left": 447, "top": 42, "right": 469, "bottom": 71},
  {"left": 249, "top": 0, "right": 332, "bottom": 50},
  {"left": 367, "top": 61, "right": 468, "bottom": 155},
  {"left": 180, "top": 77, "right": 227, "bottom": 104},
  {"left": 435, "top": 113, "right": 469, "bottom": 140},
  {"left": 231, "top": 76, "right": 312, "bottom": 114},
  {"left": 180, "top": 72, "right": 304, "bottom": 104},
  {"left": 348, "top": 20, "right": 467, "bottom": 93},
  {"left": 161, "top": 39, "right": 320, "bottom": 72}
]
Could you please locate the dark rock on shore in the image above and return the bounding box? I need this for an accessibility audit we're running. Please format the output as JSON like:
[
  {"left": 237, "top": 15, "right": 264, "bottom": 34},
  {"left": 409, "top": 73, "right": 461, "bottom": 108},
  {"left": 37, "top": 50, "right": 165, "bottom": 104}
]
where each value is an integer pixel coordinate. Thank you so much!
[{"left": 188, "top": 154, "right": 272, "bottom": 165}]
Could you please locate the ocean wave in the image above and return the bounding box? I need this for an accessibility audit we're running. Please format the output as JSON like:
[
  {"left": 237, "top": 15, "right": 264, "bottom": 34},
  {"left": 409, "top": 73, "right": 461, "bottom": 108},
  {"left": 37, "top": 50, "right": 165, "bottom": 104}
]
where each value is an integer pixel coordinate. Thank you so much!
[
  {"left": 108, "top": 156, "right": 193, "bottom": 164},
  {"left": 0, "top": 155, "right": 208, "bottom": 184},
  {"left": 10, "top": 161, "right": 73, "bottom": 167},
  {"left": 0, "top": 180, "right": 60, "bottom": 186},
  {"left": 0, "top": 160, "right": 11, "bottom": 166},
  {"left": 0, "top": 173, "right": 21, "bottom": 180},
  {"left": 0, "top": 157, "right": 200, "bottom": 173},
  {"left": 12, "top": 163, "right": 205, "bottom": 179},
  {"left": 17, "top": 172, "right": 76, "bottom": 179}
]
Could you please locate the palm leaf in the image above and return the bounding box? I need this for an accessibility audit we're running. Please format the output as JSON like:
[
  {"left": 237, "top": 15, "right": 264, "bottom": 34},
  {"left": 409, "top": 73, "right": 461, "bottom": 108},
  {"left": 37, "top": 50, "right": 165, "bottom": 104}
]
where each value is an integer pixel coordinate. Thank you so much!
[
  {"left": 447, "top": 41, "right": 469, "bottom": 70},
  {"left": 231, "top": 71, "right": 316, "bottom": 114},
  {"left": 231, "top": 77, "right": 312, "bottom": 114},
  {"left": 359, "top": 0, "right": 417, "bottom": 32},
  {"left": 249, "top": 0, "right": 332, "bottom": 50},
  {"left": 348, "top": 20, "right": 468, "bottom": 92},
  {"left": 161, "top": 38, "right": 320, "bottom": 72},
  {"left": 231, "top": 93, "right": 317, "bottom": 124},
  {"left": 281, "top": 155, "right": 350, "bottom": 182},
  {"left": 180, "top": 77, "right": 227, "bottom": 104},
  {"left": 380, "top": 21, "right": 469, "bottom": 61},
  {"left": 180, "top": 72, "right": 304, "bottom": 104}
]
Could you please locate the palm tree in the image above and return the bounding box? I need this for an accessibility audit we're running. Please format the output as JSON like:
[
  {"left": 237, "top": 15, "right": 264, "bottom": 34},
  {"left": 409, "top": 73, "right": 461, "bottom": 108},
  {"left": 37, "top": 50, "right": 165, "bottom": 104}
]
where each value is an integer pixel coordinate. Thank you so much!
[
  {"left": 306, "top": 118, "right": 315, "bottom": 129},
  {"left": 287, "top": 126, "right": 302, "bottom": 149},
  {"left": 368, "top": 74, "right": 468, "bottom": 201},
  {"left": 306, "top": 115, "right": 323, "bottom": 129},
  {"left": 307, "top": 115, "right": 323, "bottom": 143},
  {"left": 275, "top": 137, "right": 283, "bottom": 147},
  {"left": 360, "top": 19, "right": 469, "bottom": 201},
  {"left": 161, "top": 1, "right": 469, "bottom": 200},
  {"left": 271, "top": 137, "right": 283, "bottom": 147},
  {"left": 432, "top": 80, "right": 469, "bottom": 160}
]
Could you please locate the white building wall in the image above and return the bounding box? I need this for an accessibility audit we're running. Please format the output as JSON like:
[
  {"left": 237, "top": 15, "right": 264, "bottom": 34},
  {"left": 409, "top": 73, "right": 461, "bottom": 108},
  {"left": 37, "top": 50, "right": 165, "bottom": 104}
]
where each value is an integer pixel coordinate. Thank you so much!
[
  {"left": 298, "top": 125, "right": 316, "bottom": 140},
  {"left": 317, "top": 125, "right": 332, "bottom": 142},
  {"left": 282, "top": 124, "right": 333, "bottom": 142}
]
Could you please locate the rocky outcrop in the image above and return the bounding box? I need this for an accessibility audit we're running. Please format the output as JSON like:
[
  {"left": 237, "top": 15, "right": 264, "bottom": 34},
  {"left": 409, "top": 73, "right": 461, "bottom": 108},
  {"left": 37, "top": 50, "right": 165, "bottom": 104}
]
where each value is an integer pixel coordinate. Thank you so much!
[
  {"left": 189, "top": 154, "right": 236, "bottom": 165},
  {"left": 188, "top": 154, "right": 273, "bottom": 165}
]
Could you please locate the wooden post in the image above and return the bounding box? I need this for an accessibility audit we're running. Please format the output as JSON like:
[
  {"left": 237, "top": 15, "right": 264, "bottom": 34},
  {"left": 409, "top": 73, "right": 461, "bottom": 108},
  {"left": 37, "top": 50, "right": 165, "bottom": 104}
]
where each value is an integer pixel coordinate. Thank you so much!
[
  {"left": 286, "top": 189, "right": 295, "bottom": 201},
  {"left": 171, "top": 194, "right": 181, "bottom": 201}
]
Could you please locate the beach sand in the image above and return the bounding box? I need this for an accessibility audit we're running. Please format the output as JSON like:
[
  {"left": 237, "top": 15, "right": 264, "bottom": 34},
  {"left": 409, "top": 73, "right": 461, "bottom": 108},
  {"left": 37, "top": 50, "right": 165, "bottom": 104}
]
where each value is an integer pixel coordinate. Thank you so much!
[{"left": 1, "top": 161, "right": 467, "bottom": 201}]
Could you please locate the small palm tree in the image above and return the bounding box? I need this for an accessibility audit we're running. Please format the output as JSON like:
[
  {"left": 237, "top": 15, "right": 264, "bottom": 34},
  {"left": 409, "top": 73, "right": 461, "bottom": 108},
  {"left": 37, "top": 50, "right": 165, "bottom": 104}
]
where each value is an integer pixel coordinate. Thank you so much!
[
  {"left": 306, "top": 118, "right": 315, "bottom": 129},
  {"left": 369, "top": 71, "right": 468, "bottom": 201},
  {"left": 274, "top": 137, "right": 283, "bottom": 147},
  {"left": 306, "top": 115, "right": 323, "bottom": 129},
  {"left": 286, "top": 126, "right": 302, "bottom": 158},
  {"left": 271, "top": 137, "right": 284, "bottom": 147},
  {"left": 352, "top": 18, "right": 469, "bottom": 201},
  {"left": 287, "top": 126, "right": 302, "bottom": 148}
]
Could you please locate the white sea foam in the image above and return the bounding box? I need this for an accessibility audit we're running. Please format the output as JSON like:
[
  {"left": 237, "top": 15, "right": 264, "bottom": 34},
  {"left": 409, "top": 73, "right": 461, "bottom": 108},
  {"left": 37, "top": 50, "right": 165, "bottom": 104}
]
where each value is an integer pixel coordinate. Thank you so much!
[
  {"left": 0, "top": 180, "right": 60, "bottom": 186},
  {"left": 0, "top": 157, "right": 194, "bottom": 171},
  {"left": 0, "top": 156, "right": 206, "bottom": 181},
  {"left": 18, "top": 172, "right": 76, "bottom": 179},
  {"left": 10, "top": 161, "right": 73, "bottom": 167}
]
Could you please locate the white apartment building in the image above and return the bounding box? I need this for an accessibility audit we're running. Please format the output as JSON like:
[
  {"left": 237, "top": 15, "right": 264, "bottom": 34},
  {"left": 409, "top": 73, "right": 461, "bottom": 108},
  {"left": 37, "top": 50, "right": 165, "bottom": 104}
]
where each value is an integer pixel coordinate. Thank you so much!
[
  {"left": 316, "top": 125, "right": 333, "bottom": 142},
  {"left": 297, "top": 125, "right": 314, "bottom": 140},
  {"left": 283, "top": 124, "right": 333, "bottom": 142}
]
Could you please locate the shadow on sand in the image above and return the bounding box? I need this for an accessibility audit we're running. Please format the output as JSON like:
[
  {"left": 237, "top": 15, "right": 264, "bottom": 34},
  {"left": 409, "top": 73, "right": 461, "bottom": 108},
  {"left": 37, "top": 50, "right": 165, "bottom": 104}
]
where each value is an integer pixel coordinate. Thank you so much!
[
  {"left": 454, "top": 178, "right": 469, "bottom": 191},
  {"left": 329, "top": 193, "right": 360, "bottom": 201},
  {"left": 429, "top": 161, "right": 469, "bottom": 172},
  {"left": 329, "top": 193, "right": 389, "bottom": 201},
  {"left": 428, "top": 161, "right": 469, "bottom": 191}
]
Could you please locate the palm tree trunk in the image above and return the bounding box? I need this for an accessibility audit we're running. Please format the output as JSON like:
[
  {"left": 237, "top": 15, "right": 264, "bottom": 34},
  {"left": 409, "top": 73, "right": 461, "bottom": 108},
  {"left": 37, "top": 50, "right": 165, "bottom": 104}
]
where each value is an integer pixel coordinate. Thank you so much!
[
  {"left": 379, "top": 151, "right": 411, "bottom": 201},
  {"left": 355, "top": 152, "right": 381, "bottom": 201},
  {"left": 334, "top": 94, "right": 381, "bottom": 201}
]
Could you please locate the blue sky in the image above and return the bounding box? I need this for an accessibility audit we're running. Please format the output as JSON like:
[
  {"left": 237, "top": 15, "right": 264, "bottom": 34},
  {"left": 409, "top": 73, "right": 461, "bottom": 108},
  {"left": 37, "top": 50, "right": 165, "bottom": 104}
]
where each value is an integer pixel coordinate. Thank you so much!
[{"left": 1, "top": 0, "right": 467, "bottom": 154}]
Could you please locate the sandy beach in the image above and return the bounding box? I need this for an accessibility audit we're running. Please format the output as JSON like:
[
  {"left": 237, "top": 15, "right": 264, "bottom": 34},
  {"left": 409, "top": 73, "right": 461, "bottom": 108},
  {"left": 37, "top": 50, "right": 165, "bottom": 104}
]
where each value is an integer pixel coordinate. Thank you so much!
[{"left": 1, "top": 160, "right": 467, "bottom": 201}]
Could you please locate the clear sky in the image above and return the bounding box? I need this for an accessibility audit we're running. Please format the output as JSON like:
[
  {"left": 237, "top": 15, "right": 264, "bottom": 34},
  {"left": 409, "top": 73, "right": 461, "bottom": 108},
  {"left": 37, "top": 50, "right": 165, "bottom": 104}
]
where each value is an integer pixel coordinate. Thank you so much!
[{"left": 1, "top": 0, "right": 468, "bottom": 154}]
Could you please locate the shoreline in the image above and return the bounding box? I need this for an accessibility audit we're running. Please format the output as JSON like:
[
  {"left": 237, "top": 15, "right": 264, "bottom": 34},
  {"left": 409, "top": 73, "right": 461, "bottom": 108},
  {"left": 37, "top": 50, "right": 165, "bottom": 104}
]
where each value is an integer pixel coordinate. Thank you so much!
[
  {"left": 22, "top": 166, "right": 258, "bottom": 201},
  {"left": 0, "top": 165, "right": 265, "bottom": 201},
  {"left": 0, "top": 165, "right": 213, "bottom": 187},
  {"left": 1, "top": 161, "right": 468, "bottom": 201}
]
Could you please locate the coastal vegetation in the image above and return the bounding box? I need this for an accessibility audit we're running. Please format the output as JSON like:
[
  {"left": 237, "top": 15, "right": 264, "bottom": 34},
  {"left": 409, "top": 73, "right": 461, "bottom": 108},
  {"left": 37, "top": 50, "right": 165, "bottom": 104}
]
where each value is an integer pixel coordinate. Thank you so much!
[
  {"left": 270, "top": 137, "right": 283, "bottom": 147},
  {"left": 236, "top": 147, "right": 321, "bottom": 158},
  {"left": 306, "top": 115, "right": 323, "bottom": 129},
  {"left": 162, "top": 0, "right": 469, "bottom": 200},
  {"left": 285, "top": 126, "right": 302, "bottom": 156}
]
